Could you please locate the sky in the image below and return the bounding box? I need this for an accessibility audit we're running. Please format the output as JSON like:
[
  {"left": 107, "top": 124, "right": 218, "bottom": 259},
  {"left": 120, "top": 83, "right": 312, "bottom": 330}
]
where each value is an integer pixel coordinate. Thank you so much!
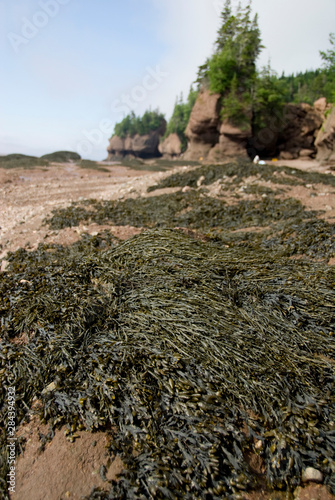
[{"left": 0, "top": 0, "right": 334, "bottom": 160}]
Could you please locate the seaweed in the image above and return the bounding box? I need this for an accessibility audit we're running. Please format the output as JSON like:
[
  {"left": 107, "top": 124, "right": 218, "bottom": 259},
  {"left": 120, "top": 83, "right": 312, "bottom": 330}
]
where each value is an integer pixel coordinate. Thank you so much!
[
  {"left": 0, "top": 154, "right": 49, "bottom": 170},
  {"left": 44, "top": 191, "right": 318, "bottom": 233},
  {"left": 1, "top": 229, "right": 335, "bottom": 499},
  {"left": 147, "top": 159, "right": 335, "bottom": 191}
]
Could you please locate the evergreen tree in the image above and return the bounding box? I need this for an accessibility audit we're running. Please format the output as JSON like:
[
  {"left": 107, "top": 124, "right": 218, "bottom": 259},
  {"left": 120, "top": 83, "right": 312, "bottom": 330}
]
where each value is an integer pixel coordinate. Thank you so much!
[{"left": 197, "top": 1, "right": 262, "bottom": 127}]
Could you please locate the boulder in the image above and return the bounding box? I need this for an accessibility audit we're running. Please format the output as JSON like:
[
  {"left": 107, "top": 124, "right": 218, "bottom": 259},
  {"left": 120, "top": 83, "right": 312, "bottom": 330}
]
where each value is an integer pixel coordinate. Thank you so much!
[
  {"left": 315, "top": 106, "right": 335, "bottom": 164},
  {"left": 277, "top": 103, "right": 323, "bottom": 158},
  {"left": 158, "top": 133, "right": 182, "bottom": 157}
]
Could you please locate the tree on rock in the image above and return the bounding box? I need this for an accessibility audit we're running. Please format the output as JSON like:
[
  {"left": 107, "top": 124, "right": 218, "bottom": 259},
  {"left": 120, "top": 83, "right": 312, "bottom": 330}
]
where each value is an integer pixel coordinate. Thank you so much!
[{"left": 198, "top": 0, "right": 262, "bottom": 128}]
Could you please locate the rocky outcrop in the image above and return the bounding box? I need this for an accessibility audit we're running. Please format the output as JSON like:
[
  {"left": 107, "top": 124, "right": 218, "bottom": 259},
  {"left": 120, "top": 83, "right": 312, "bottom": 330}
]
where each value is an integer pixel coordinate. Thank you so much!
[
  {"left": 183, "top": 89, "right": 221, "bottom": 161},
  {"left": 158, "top": 133, "right": 182, "bottom": 157},
  {"left": 315, "top": 106, "right": 335, "bottom": 164},
  {"left": 184, "top": 89, "right": 249, "bottom": 161},
  {"left": 277, "top": 102, "right": 324, "bottom": 159},
  {"left": 183, "top": 89, "right": 333, "bottom": 162},
  {"left": 207, "top": 121, "right": 250, "bottom": 162},
  {"left": 107, "top": 122, "right": 166, "bottom": 160}
]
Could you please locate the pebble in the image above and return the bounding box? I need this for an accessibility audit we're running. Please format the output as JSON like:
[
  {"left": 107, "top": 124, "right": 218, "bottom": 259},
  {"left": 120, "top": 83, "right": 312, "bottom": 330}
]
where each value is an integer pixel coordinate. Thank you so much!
[
  {"left": 254, "top": 439, "right": 263, "bottom": 450},
  {"left": 301, "top": 467, "right": 323, "bottom": 483},
  {"left": 197, "top": 175, "right": 205, "bottom": 187},
  {"left": 1, "top": 260, "right": 9, "bottom": 272}
]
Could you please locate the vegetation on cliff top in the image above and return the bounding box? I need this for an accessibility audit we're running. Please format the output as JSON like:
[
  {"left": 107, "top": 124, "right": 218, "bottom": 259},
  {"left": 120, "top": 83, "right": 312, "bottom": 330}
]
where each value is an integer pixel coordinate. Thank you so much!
[
  {"left": 113, "top": 109, "right": 166, "bottom": 139},
  {"left": 196, "top": 0, "right": 335, "bottom": 130},
  {"left": 163, "top": 86, "right": 199, "bottom": 152}
]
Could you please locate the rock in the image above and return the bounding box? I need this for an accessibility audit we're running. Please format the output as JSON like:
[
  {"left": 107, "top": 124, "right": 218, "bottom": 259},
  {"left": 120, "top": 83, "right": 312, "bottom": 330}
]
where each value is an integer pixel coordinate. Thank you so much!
[
  {"left": 183, "top": 141, "right": 214, "bottom": 161},
  {"left": 254, "top": 440, "right": 263, "bottom": 451},
  {"left": 107, "top": 121, "right": 167, "bottom": 160},
  {"left": 1, "top": 260, "right": 9, "bottom": 272},
  {"left": 280, "top": 151, "right": 296, "bottom": 160},
  {"left": 207, "top": 120, "right": 250, "bottom": 161},
  {"left": 197, "top": 175, "right": 205, "bottom": 187},
  {"left": 294, "top": 484, "right": 335, "bottom": 500},
  {"left": 184, "top": 88, "right": 221, "bottom": 160},
  {"left": 278, "top": 103, "right": 324, "bottom": 158},
  {"left": 315, "top": 106, "right": 335, "bottom": 164},
  {"left": 314, "top": 97, "right": 328, "bottom": 114},
  {"left": 158, "top": 133, "right": 182, "bottom": 157},
  {"left": 299, "top": 148, "right": 315, "bottom": 158},
  {"left": 41, "top": 381, "right": 57, "bottom": 394},
  {"left": 185, "top": 88, "right": 221, "bottom": 143},
  {"left": 301, "top": 467, "right": 323, "bottom": 483}
]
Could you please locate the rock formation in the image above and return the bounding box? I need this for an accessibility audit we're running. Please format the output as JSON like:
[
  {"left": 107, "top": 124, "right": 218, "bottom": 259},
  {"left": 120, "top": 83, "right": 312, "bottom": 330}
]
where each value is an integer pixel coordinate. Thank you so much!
[
  {"left": 277, "top": 102, "right": 324, "bottom": 159},
  {"left": 183, "top": 89, "right": 248, "bottom": 161},
  {"left": 315, "top": 106, "right": 335, "bottom": 164},
  {"left": 158, "top": 133, "right": 182, "bottom": 158},
  {"left": 183, "top": 89, "right": 221, "bottom": 161},
  {"left": 207, "top": 121, "right": 250, "bottom": 162},
  {"left": 107, "top": 122, "right": 166, "bottom": 160}
]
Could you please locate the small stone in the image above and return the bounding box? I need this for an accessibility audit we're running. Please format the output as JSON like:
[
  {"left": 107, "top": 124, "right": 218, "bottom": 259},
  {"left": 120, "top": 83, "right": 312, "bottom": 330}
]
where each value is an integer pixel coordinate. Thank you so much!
[
  {"left": 301, "top": 467, "right": 323, "bottom": 483},
  {"left": 1, "top": 260, "right": 9, "bottom": 272},
  {"left": 197, "top": 175, "right": 205, "bottom": 187},
  {"left": 254, "top": 440, "right": 263, "bottom": 450},
  {"left": 41, "top": 381, "right": 57, "bottom": 394}
]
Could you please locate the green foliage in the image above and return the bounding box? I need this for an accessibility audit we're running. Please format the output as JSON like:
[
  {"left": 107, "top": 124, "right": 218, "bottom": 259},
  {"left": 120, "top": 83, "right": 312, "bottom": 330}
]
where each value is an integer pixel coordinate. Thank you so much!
[
  {"left": 211, "top": 1, "right": 262, "bottom": 93},
  {"left": 198, "top": 1, "right": 262, "bottom": 127},
  {"left": 164, "top": 87, "right": 199, "bottom": 152},
  {"left": 221, "top": 74, "right": 252, "bottom": 129},
  {"left": 252, "top": 65, "right": 286, "bottom": 131},
  {"left": 113, "top": 109, "right": 166, "bottom": 138},
  {"left": 0, "top": 154, "right": 49, "bottom": 169},
  {"left": 277, "top": 69, "right": 330, "bottom": 104},
  {"left": 320, "top": 32, "right": 335, "bottom": 70}
]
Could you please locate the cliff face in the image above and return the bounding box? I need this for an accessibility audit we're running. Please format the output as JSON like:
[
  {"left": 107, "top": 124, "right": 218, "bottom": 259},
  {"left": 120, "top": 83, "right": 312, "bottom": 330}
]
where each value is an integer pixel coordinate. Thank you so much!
[
  {"left": 183, "top": 89, "right": 250, "bottom": 161},
  {"left": 106, "top": 94, "right": 335, "bottom": 163},
  {"left": 182, "top": 89, "right": 332, "bottom": 162},
  {"left": 107, "top": 122, "right": 166, "bottom": 160}
]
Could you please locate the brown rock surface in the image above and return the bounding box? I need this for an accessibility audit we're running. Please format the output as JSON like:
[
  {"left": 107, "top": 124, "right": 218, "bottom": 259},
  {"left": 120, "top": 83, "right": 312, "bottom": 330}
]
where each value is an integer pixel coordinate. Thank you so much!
[
  {"left": 207, "top": 120, "right": 250, "bottom": 161},
  {"left": 11, "top": 414, "right": 123, "bottom": 500},
  {"left": 278, "top": 103, "right": 324, "bottom": 158},
  {"left": 315, "top": 106, "right": 335, "bottom": 163},
  {"left": 158, "top": 132, "right": 182, "bottom": 157},
  {"left": 107, "top": 122, "right": 166, "bottom": 160},
  {"left": 184, "top": 88, "right": 221, "bottom": 160}
]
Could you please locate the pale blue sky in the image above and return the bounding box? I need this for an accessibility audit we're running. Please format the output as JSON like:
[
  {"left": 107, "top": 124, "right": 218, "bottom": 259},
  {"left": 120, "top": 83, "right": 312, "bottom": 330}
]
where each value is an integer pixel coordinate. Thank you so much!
[{"left": 1, "top": 0, "right": 335, "bottom": 160}]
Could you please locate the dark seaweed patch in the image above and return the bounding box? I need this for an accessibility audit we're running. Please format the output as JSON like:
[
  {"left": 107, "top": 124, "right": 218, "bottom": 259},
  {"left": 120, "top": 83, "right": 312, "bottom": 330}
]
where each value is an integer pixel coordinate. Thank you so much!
[
  {"left": 1, "top": 229, "right": 335, "bottom": 499},
  {"left": 147, "top": 159, "right": 335, "bottom": 191},
  {"left": 44, "top": 191, "right": 318, "bottom": 233}
]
